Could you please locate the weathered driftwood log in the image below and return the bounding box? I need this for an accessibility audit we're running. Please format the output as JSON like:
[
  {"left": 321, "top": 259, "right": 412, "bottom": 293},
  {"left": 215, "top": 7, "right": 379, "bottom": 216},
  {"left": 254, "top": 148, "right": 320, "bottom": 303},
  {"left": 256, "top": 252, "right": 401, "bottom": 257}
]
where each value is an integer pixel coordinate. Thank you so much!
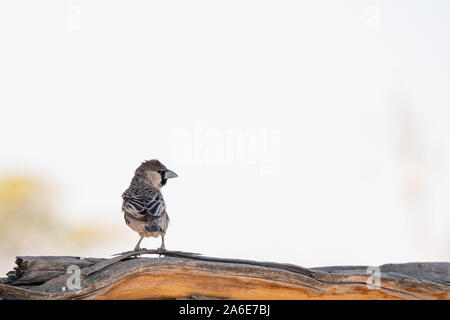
[{"left": 0, "top": 250, "right": 448, "bottom": 300}]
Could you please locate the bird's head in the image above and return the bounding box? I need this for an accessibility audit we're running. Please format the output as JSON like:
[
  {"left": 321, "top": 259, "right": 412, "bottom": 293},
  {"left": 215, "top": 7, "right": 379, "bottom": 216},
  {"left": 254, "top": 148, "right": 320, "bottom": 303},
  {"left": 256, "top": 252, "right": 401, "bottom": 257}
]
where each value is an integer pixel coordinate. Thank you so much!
[{"left": 138, "top": 159, "right": 178, "bottom": 189}]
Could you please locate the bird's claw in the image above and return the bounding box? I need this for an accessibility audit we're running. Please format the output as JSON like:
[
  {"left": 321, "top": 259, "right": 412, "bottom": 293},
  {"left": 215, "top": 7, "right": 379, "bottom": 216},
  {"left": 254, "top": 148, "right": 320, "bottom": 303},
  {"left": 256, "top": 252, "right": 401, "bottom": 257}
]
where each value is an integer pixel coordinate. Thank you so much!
[{"left": 157, "top": 246, "right": 166, "bottom": 257}]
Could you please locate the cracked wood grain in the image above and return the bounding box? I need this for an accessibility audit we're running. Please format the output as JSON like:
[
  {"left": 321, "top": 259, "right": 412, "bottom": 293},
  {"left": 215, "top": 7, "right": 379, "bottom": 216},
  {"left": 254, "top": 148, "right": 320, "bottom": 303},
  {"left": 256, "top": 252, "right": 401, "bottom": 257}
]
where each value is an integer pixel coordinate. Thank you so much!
[{"left": 0, "top": 251, "right": 448, "bottom": 300}]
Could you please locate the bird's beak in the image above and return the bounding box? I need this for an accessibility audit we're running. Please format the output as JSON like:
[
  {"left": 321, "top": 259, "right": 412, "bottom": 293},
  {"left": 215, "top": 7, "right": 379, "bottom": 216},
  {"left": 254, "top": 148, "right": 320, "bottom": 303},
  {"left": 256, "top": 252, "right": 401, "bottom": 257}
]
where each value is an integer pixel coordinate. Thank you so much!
[{"left": 164, "top": 170, "right": 178, "bottom": 179}]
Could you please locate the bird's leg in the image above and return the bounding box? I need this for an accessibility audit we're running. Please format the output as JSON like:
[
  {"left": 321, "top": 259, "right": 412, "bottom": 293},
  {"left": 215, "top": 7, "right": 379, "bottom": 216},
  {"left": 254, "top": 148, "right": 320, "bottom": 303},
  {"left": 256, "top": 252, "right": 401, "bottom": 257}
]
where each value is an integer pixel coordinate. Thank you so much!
[
  {"left": 158, "top": 234, "right": 166, "bottom": 252},
  {"left": 134, "top": 236, "right": 144, "bottom": 251}
]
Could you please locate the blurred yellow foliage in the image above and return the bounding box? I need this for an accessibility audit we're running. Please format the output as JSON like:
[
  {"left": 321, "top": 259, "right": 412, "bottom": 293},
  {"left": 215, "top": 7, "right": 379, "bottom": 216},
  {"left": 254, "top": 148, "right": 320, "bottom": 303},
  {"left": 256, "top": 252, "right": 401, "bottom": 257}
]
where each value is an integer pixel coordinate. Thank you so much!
[
  {"left": 0, "top": 175, "right": 120, "bottom": 255},
  {"left": 0, "top": 178, "right": 34, "bottom": 207},
  {"left": 0, "top": 177, "right": 55, "bottom": 251}
]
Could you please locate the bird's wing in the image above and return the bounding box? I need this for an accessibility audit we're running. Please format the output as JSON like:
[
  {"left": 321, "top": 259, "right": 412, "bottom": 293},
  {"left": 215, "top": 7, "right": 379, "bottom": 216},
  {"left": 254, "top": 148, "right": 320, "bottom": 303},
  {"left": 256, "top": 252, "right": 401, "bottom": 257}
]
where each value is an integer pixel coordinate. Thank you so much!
[{"left": 122, "top": 187, "right": 166, "bottom": 220}]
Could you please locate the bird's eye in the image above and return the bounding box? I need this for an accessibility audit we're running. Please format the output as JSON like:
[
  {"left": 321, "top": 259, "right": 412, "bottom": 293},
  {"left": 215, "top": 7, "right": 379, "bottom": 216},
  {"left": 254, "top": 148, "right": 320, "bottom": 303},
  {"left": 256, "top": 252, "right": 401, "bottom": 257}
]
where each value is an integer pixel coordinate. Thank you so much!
[{"left": 156, "top": 170, "right": 162, "bottom": 173}]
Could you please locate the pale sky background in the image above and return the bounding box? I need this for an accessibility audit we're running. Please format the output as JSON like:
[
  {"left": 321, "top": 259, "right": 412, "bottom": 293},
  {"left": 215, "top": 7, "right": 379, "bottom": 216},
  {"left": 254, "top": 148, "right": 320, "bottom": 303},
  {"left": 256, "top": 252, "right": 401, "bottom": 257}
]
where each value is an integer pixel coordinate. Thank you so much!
[{"left": 0, "top": 1, "right": 449, "bottom": 275}]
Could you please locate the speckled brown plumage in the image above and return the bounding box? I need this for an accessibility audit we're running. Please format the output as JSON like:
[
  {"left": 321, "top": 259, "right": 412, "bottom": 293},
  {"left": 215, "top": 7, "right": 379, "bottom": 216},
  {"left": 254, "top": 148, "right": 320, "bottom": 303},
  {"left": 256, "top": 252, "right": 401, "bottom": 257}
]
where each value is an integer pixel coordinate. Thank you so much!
[{"left": 122, "top": 159, "right": 178, "bottom": 251}]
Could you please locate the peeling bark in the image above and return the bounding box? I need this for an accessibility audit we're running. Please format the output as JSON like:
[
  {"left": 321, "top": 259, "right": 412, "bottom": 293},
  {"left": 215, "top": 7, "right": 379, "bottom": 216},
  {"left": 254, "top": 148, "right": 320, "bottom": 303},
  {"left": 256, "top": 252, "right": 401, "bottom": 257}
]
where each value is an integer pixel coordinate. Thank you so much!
[{"left": 0, "top": 250, "right": 448, "bottom": 300}]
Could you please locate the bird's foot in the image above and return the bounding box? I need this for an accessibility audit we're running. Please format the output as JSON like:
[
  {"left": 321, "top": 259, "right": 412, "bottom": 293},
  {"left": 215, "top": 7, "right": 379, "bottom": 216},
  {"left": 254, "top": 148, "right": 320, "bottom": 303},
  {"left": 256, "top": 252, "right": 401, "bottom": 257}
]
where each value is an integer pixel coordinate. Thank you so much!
[{"left": 157, "top": 245, "right": 166, "bottom": 257}]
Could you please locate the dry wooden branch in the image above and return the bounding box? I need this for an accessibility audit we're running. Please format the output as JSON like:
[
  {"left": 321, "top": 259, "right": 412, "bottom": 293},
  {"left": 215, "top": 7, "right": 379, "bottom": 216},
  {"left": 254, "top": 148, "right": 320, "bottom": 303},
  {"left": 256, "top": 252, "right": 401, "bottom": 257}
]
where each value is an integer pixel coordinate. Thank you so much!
[{"left": 0, "top": 250, "right": 448, "bottom": 300}]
